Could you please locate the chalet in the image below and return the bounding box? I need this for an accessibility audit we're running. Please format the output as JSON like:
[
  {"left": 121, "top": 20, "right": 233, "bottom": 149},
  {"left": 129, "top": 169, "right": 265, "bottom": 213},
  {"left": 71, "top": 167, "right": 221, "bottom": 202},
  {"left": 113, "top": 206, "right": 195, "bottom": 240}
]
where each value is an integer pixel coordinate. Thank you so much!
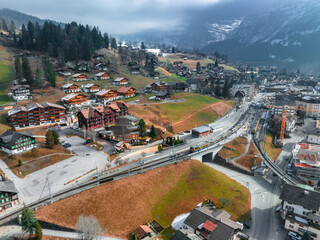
[
  {"left": 93, "top": 54, "right": 104, "bottom": 61},
  {"left": 83, "top": 83, "right": 100, "bottom": 93},
  {"left": 150, "top": 82, "right": 169, "bottom": 92},
  {"left": 77, "top": 62, "right": 89, "bottom": 71},
  {"left": 8, "top": 102, "right": 66, "bottom": 129},
  {"left": 172, "top": 82, "right": 190, "bottom": 92},
  {"left": 117, "top": 86, "right": 136, "bottom": 98},
  {"left": 72, "top": 73, "right": 87, "bottom": 81},
  {"left": 94, "top": 63, "right": 108, "bottom": 71},
  {"left": 10, "top": 84, "right": 32, "bottom": 101},
  {"left": 61, "top": 93, "right": 88, "bottom": 107},
  {"left": 0, "top": 180, "right": 19, "bottom": 213},
  {"left": 95, "top": 89, "right": 118, "bottom": 103},
  {"left": 112, "top": 77, "right": 129, "bottom": 86},
  {"left": 0, "top": 130, "right": 36, "bottom": 154},
  {"left": 129, "top": 66, "right": 140, "bottom": 74},
  {"left": 77, "top": 101, "right": 128, "bottom": 130},
  {"left": 155, "top": 92, "right": 171, "bottom": 100},
  {"left": 62, "top": 83, "right": 81, "bottom": 93},
  {"left": 95, "top": 72, "right": 110, "bottom": 80}
]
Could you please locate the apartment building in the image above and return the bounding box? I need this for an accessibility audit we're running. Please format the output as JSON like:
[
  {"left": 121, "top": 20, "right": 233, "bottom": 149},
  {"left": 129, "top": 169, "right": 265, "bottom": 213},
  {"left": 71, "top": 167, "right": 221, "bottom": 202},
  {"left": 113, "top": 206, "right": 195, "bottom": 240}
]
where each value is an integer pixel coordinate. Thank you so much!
[{"left": 8, "top": 102, "right": 66, "bottom": 129}]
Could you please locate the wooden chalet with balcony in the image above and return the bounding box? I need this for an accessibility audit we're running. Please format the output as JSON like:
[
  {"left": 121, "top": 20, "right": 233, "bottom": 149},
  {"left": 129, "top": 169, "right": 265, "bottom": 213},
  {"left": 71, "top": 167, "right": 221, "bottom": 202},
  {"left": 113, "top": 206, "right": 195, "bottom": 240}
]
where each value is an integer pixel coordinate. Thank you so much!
[
  {"left": 0, "top": 180, "right": 19, "bottom": 213},
  {"left": 72, "top": 73, "right": 87, "bottom": 81},
  {"left": 95, "top": 89, "right": 118, "bottom": 103},
  {"left": 77, "top": 101, "right": 128, "bottom": 130},
  {"left": 112, "top": 77, "right": 129, "bottom": 86},
  {"left": 150, "top": 81, "right": 169, "bottom": 92},
  {"left": 95, "top": 72, "right": 110, "bottom": 80},
  {"left": 117, "top": 86, "right": 136, "bottom": 98},
  {"left": 83, "top": 83, "right": 100, "bottom": 93},
  {"left": 0, "top": 130, "right": 36, "bottom": 154},
  {"left": 10, "top": 84, "right": 32, "bottom": 101},
  {"left": 62, "top": 83, "right": 81, "bottom": 93},
  {"left": 61, "top": 93, "right": 88, "bottom": 107},
  {"left": 8, "top": 102, "right": 66, "bottom": 129}
]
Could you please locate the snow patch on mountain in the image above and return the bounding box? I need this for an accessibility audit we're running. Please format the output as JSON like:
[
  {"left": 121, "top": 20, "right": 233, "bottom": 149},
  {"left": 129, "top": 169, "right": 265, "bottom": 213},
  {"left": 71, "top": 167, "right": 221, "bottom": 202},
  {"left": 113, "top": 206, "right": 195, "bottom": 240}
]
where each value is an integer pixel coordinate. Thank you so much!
[{"left": 207, "top": 18, "right": 243, "bottom": 43}]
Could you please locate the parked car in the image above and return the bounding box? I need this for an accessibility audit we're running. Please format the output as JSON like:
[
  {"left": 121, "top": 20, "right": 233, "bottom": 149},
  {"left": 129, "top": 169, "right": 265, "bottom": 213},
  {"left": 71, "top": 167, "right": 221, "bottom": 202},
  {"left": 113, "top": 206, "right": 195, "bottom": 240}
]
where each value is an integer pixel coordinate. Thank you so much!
[
  {"left": 237, "top": 220, "right": 251, "bottom": 229},
  {"left": 83, "top": 139, "right": 92, "bottom": 145},
  {"left": 62, "top": 142, "right": 71, "bottom": 148}
]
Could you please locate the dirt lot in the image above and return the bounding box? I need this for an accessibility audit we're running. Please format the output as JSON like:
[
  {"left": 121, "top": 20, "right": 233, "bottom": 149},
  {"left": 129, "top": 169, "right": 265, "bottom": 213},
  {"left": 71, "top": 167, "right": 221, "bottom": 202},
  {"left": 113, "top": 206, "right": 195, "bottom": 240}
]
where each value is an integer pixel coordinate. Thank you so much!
[
  {"left": 2, "top": 144, "right": 72, "bottom": 178},
  {"left": 218, "top": 136, "right": 248, "bottom": 159},
  {"left": 35, "top": 160, "right": 251, "bottom": 239},
  {"left": 235, "top": 143, "right": 262, "bottom": 170}
]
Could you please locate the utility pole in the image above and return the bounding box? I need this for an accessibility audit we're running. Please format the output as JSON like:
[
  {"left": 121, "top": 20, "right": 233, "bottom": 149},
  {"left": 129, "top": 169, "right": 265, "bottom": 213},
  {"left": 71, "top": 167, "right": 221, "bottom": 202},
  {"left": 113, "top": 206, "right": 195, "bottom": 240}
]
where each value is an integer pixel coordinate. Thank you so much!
[
  {"left": 39, "top": 176, "right": 52, "bottom": 203},
  {"left": 127, "top": 159, "right": 130, "bottom": 177}
]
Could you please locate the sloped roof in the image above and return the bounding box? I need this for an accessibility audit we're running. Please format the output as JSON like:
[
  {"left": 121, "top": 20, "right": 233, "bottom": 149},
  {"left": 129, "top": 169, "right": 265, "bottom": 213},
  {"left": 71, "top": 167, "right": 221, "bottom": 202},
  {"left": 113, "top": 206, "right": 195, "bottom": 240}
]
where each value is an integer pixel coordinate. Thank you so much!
[
  {"left": 0, "top": 180, "right": 18, "bottom": 193},
  {"left": 134, "top": 225, "right": 152, "bottom": 239},
  {"left": 8, "top": 102, "right": 65, "bottom": 116},
  {"left": 117, "top": 86, "right": 135, "bottom": 94},
  {"left": 280, "top": 184, "right": 320, "bottom": 211},
  {"left": 61, "top": 93, "right": 87, "bottom": 101},
  {"left": 0, "top": 130, "right": 34, "bottom": 148},
  {"left": 95, "top": 72, "right": 108, "bottom": 77},
  {"left": 95, "top": 89, "right": 115, "bottom": 96}
]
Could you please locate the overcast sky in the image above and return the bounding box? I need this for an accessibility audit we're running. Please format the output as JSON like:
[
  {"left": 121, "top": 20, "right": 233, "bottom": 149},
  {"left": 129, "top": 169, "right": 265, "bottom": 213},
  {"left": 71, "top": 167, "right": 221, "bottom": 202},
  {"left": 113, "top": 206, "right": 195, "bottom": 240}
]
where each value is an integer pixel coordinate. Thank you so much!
[{"left": 0, "top": 0, "right": 280, "bottom": 35}]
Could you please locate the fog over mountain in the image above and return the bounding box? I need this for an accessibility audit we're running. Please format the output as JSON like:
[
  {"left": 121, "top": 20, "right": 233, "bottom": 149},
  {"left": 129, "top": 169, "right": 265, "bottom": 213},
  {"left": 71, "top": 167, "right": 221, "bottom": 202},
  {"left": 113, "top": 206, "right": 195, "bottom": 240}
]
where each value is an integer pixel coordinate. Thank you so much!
[{"left": 1, "top": 0, "right": 320, "bottom": 70}]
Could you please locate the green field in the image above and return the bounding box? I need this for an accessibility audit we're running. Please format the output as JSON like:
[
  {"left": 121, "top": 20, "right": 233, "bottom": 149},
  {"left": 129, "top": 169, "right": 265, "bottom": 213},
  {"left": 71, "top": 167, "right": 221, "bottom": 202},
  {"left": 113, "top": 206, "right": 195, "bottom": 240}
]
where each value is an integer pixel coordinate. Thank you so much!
[
  {"left": 154, "top": 93, "right": 219, "bottom": 122},
  {"left": 0, "top": 46, "right": 14, "bottom": 105},
  {"left": 152, "top": 161, "right": 251, "bottom": 227},
  {"left": 163, "top": 74, "right": 186, "bottom": 83}
]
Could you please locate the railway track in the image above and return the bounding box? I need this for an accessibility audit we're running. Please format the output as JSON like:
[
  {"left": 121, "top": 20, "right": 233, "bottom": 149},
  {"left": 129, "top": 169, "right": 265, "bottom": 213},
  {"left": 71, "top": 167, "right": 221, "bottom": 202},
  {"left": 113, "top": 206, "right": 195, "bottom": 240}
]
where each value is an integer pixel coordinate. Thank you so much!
[{"left": 0, "top": 108, "right": 251, "bottom": 224}]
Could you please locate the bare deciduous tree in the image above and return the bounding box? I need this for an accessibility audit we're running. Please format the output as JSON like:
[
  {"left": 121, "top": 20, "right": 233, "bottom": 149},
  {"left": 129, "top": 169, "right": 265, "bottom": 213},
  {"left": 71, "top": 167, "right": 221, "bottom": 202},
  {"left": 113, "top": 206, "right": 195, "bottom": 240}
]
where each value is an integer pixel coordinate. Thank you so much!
[{"left": 76, "top": 215, "right": 105, "bottom": 240}]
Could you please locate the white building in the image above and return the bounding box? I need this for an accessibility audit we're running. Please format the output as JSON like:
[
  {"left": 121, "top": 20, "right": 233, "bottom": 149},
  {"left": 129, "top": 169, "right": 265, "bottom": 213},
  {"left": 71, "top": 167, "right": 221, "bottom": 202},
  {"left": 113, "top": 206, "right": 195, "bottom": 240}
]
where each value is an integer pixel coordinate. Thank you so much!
[{"left": 280, "top": 184, "right": 320, "bottom": 240}]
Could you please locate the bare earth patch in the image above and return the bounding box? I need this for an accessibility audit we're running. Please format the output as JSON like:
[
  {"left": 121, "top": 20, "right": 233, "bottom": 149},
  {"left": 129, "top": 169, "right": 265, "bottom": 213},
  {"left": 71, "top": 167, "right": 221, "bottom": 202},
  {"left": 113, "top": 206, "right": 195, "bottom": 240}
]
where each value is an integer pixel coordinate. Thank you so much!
[
  {"left": 235, "top": 143, "right": 262, "bottom": 170},
  {"left": 218, "top": 136, "right": 248, "bottom": 159},
  {"left": 35, "top": 160, "right": 251, "bottom": 239}
]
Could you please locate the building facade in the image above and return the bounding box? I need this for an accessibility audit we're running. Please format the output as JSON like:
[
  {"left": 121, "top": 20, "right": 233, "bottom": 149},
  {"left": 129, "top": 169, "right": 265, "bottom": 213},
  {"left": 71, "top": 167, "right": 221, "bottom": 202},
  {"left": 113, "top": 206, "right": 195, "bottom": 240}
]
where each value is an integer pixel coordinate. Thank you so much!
[
  {"left": 112, "top": 77, "right": 129, "bottom": 85},
  {"left": 0, "top": 180, "right": 19, "bottom": 213},
  {"left": 10, "top": 85, "right": 32, "bottom": 101},
  {"left": 117, "top": 86, "right": 136, "bottom": 98},
  {"left": 83, "top": 83, "right": 100, "bottom": 93},
  {"left": 61, "top": 93, "right": 88, "bottom": 107},
  {"left": 0, "top": 130, "right": 36, "bottom": 154},
  {"left": 62, "top": 83, "right": 81, "bottom": 93},
  {"left": 77, "top": 101, "right": 128, "bottom": 130},
  {"left": 95, "top": 89, "right": 118, "bottom": 103},
  {"left": 72, "top": 73, "right": 87, "bottom": 81},
  {"left": 8, "top": 102, "right": 66, "bottom": 128},
  {"left": 280, "top": 184, "right": 320, "bottom": 240},
  {"left": 95, "top": 72, "right": 110, "bottom": 80}
]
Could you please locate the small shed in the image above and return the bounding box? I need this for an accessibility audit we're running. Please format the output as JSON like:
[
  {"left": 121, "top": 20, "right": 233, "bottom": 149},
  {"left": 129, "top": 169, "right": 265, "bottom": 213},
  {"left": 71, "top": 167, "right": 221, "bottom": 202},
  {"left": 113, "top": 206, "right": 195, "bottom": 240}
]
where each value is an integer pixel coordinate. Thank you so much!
[
  {"left": 133, "top": 225, "right": 153, "bottom": 240},
  {"left": 192, "top": 126, "right": 211, "bottom": 138}
]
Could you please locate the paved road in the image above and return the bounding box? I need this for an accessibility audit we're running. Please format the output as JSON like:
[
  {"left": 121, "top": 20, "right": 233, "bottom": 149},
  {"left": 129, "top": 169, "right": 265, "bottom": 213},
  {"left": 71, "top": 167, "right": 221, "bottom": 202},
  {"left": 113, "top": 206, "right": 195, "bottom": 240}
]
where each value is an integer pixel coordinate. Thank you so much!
[{"left": 0, "top": 135, "right": 109, "bottom": 206}]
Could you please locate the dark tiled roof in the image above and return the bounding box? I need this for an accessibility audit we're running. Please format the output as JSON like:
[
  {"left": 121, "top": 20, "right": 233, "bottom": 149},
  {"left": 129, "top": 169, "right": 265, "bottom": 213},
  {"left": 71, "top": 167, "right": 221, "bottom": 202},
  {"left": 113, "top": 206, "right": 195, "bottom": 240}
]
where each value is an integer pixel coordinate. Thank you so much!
[
  {"left": 149, "top": 220, "right": 164, "bottom": 234},
  {"left": 0, "top": 180, "right": 18, "bottom": 193},
  {"left": 0, "top": 130, "right": 34, "bottom": 148},
  {"left": 280, "top": 184, "right": 320, "bottom": 211},
  {"left": 184, "top": 208, "right": 238, "bottom": 240},
  {"left": 170, "top": 230, "right": 191, "bottom": 240}
]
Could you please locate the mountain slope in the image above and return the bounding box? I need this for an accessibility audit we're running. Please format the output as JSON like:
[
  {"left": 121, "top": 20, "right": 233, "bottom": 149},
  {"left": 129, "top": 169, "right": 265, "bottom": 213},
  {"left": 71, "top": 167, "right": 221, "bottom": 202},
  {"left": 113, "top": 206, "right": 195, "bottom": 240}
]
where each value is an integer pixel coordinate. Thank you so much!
[
  {"left": 203, "top": 0, "right": 320, "bottom": 68},
  {"left": 0, "top": 8, "right": 63, "bottom": 27}
]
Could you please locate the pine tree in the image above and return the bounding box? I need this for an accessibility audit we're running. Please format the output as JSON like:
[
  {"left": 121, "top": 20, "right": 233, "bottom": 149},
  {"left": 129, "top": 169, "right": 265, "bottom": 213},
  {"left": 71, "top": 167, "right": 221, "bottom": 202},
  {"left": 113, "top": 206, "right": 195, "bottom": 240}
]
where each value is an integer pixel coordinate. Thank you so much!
[
  {"left": 214, "top": 80, "right": 221, "bottom": 97},
  {"left": 45, "top": 130, "right": 55, "bottom": 148},
  {"left": 172, "top": 47, "right": 175, "bottom": 53},
  {"left": 103, "top": 33, "right": 109, "bottom": 48},
  {"left": 215, "top": 60, "right": 219, "bottom": 67},
  {"left": 14, "top": 57, "right": 23, "bottom": 81},
  {"left": 22, "top": 55, "right": 34, "bottom": 87},
  {"left": 141, "top": 42, "right": 146, "bottom": 50},
  {"left": 150, "top": 125, "right": 157, "bottom": 139},
  {"left": 138, "top": 119, "right": 147, "bottom": 137},
  {"left": 35, "top": 221, "right": 43, "bottom": 240},
  {"left": 158, "top": 144, "right": 163, "bottom": 152},
  {"left": 35, "top": 68, "right": 43, "bottom": 88},
  {"left": 51, "top": 129, "right": 60, "bottom": 145},
  {"left": 196, "top": 62, "right": 201, "bottom": 73},
  {"left": 43, "top": 56, "right": 56, "bottom": 87},
  {"left": 111, "top": 38, "right": 117, "bottom": 50},
  {"left": 21, "top": 206, "right": 36, "bottom": 238}
]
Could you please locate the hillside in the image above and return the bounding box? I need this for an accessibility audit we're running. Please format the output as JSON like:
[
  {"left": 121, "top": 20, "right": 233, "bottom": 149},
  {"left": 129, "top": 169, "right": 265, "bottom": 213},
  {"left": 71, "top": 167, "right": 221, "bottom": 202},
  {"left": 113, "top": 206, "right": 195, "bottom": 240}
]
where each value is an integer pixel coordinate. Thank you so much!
[
  {"left": 129, "top": 93, "right": 235, "bottom": 133},
  {"left": 35, "top": 160, "right": 251, "bottom": 238}
]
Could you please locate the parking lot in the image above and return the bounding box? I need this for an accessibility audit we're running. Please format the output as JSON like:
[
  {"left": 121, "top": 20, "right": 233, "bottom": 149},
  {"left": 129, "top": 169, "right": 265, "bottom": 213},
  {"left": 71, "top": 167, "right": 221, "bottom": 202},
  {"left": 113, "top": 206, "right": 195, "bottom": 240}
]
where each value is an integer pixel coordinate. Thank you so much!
[{"left": 0, "top": 133, "right": 109, "bottom": 205}]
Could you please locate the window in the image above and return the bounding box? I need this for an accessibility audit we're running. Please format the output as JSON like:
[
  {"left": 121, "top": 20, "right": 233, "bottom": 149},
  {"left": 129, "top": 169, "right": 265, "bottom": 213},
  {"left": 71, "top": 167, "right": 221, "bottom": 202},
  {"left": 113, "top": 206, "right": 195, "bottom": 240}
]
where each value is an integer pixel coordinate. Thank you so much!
[{"left": 289, "top": 225, "right": 294, "bottom": 229}]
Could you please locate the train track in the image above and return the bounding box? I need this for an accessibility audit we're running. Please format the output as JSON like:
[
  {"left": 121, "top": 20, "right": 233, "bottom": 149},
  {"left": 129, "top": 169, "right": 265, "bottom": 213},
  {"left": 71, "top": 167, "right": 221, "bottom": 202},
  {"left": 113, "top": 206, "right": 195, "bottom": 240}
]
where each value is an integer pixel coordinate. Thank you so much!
[{"left": 0, "top": 108, "right": 251, "bottom": 224}]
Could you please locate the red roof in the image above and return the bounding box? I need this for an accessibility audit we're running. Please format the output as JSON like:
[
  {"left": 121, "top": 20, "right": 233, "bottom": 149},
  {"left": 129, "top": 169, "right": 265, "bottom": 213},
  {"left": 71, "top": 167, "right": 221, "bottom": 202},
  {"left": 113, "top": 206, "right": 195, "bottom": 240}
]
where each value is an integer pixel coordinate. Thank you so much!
[
  {"left": 202, "top": 220, "right": 217, "bottom": 232},
  {"left": 295, "top": 163, "right": 312, "bottom": 168}
]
